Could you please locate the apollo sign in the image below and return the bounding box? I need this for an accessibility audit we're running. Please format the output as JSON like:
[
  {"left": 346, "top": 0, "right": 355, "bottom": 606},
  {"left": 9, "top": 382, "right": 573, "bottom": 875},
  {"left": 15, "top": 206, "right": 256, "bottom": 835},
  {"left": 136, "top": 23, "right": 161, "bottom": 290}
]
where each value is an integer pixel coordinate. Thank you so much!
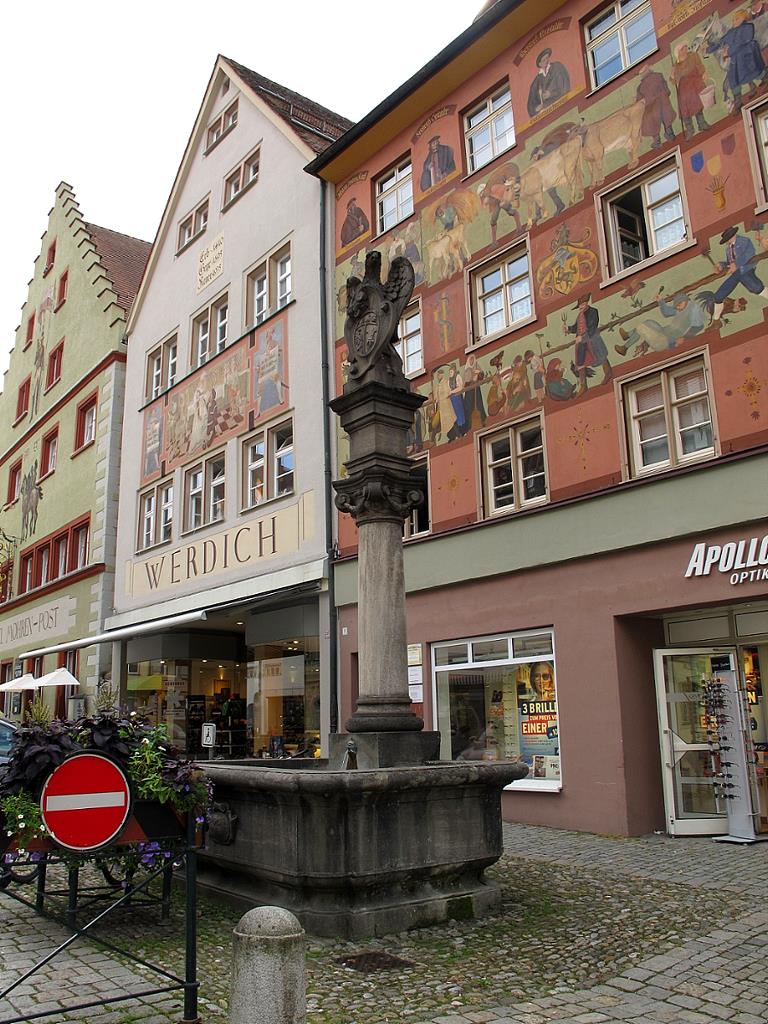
[{"left": 685, "top": 533, "right": 768, "bottom": 586}]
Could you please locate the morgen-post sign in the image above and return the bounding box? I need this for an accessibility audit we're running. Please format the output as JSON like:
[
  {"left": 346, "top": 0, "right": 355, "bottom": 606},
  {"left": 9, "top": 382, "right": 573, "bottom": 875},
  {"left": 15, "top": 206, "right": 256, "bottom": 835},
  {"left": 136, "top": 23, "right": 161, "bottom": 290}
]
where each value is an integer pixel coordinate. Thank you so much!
[{"left": 685, "top": 532, "right": 768, "bottom": 586}]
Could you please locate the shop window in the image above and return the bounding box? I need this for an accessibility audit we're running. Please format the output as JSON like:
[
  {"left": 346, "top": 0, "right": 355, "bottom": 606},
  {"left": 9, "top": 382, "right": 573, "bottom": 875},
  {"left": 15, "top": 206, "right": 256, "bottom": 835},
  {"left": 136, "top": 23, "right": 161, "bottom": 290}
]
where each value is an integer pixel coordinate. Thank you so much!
[
  {"left": 16, "top": 377, "right": 31, "bottom": 422},
  {"left": 433, "top": 630, "right": 559, "bottom": 785},
  {"left": 375, "top": 157, "right": 413, "bottom": 234},
  {"left": 223, "top": 148, "right": 260, "bottom": 208},
  {"left": 40, "top": 428, "right": 58, "bottom": 478},
  {"left": 206, "top": 99, "right": 238, "bottom": 152},
  {"left": 245, "top": 245, "right": 291, "bottom": 327},
  {"left": 585, "top": 0, "right": 657, "bottom": 89},
  {"left": 464, "top": 84, "right": 515, "bottom": 174},
  {"left": 177, "top": 199, "right": 209, "bottom": 253},
  {"left": 44, "top": 239, "right": 56, "bottom": 276},
  {"left": 25, "top": 313, "right": 35, "bottom": 349},
  {"left": 481, "top": 416, "right": 547, "bottom": 516},
  {"left": 471, "top": 244, "right": 533, "bottom": 343},
  {"left": 395, "top": 305, "right": 423, "bottom": 376},
  {"left": 601, "top": 159, "right": 688, "bottom": 278},
  {"left": 55, "top": 270, "right": 69, "bottom": 310},
  {"left": 184, "top": 452, "right": 225, "bottom": 531},
  {"left": 622, "top": 356, "right": 714, "bottom": 476},
  {"left": 403, "top": 456, "right": 430, "bottom": 539},
  {"left": 138, "top": 480, "right": 174, "bottom": 550},
  {"left": 46, "top": 339, "right": 64, "bottom": 390},
  {"left": 241, "top": 418, "right": 294, "bottom": 509},
  {"left": 74, "top": 393, "right": 98, "bottom": 451},
  {"left": 192, "top": 294, "right": 228, "bottom": 367},
  {"left": 7, "top": 460, "right": 22, "bottom": 505}
]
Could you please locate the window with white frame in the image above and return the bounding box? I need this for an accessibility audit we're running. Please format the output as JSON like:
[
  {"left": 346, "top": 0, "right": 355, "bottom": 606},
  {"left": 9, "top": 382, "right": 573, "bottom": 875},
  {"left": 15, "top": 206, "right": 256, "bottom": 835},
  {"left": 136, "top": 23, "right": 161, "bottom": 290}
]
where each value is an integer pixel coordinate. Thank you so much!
[
  {"left": 602, "top": 160, "right": 687, "bottom": 276},
  {"left": 403, "top": 456, "right": 429, "bottom": 538},
  {"left": 245, "top": 245, "right": 291, "bottom": 328},
  {"left": 623, "top": 357, "right": 714, "bottom": 476},
  {"left": 147, "top": 349, "right": 163, "bottom": 401},
  {"left": 585, "top": 0, "right": 657, "bottom": 89},
  {"left": 375, "top": 158, "right": 413, "bottom": 234},
  {"left": 40, "top": 429, "right": 58, "bottom": 477},
  {"left": 481, "top": 417, "right": 547, "bottom": 516},
  {"left": 748, "top": 101, "right": 768, "bottom": 203},
  {"left": 396, "top": 306, "right": 423, "bottom": 375},
  {"left": 223, "top": 149, "right": 260, "bottom": 207},
  {"left": 177, "top": 199, "right": 209, "bottom": 252},
  {"left": 147, "top": 335, "right": 179, "bottom": 398},
  {"left": 464, "top": 85, "right": 515, "bottom": 174},
  {"left": 164, "top": 335, "right": 178, "bottom": 388},
  {"left": 433, "top": 629, "right": 560, "bottom": 784},
  {"left": 241, "top": 419, "right": 294, "bottom": 509},
  {"left": 192, "top": 294, "right": 228, "bottom": 367},
  {"left": 184, "top": 452, "right": 226, "bottom": 531},
  {"left": 138, "top": 480, "right": 173, "bottom": 550},
  {"left": 472, "top": 246, "right": 533, "bottom": 341},
  {"left": 206, "top": 100, "right": 238, "bottom": 151},
  {"left": 73, "top": 523, "right": 89, "bottom": 569}
]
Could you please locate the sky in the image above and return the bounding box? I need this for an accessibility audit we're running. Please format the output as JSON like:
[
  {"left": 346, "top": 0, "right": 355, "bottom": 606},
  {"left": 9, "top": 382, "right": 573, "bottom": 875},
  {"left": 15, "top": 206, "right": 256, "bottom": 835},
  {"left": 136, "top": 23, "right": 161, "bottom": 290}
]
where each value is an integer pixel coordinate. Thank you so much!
[{"left": 0, "top": 1, "right": 479, "bottom": 385}]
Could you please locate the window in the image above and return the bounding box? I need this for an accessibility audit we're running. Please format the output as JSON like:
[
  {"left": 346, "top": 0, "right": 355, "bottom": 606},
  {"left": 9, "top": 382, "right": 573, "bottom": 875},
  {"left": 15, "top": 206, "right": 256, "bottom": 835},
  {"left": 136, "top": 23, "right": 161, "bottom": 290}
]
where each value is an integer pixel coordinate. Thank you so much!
[
  {"left": 16, "top": 377, "right": 31, "bottom": 421},
  {"left": 184, "top": 452, "right": 225, "bottom": 531},
  {"left": 20, "top": 554, "right": 33, "bottom": 594},
  {"left": 56, "top": 270, "right": 69, "bottom": 309},
  {"left": 75, "top": 394, "right": 98, "bottom": 451},
  {"left": 40, "top": 429, "right": 58, "bottom": 478},
  {"left": 241, "top": 419, "right": 294, "bottom": 509},
  {"left": 602, "top": 160, "right": 688, "bottom": 276},
  {"left": 6, "top": 461, "right": 21, "bottom": 505},
  {"left": 25, "top": 313, "right": 35, "bottom": 348},
  {"left": 472, "top": 246, "right": 533, "bottom": 341},
  {"left": 46, "top": 339, "right": 64, "bottom": 389},
  {"left": 464, "top": 85, "right": 515, "bottom": 173},
  {"left": 53, "top": 534, "right": 68, "bottom": 579},
  {"left": 623, "top": 357, "right": 714, "bottom": 476},
  {"left": 223, "top": 148, "right": 260, "bottom": 207},
  {"left": 147, "top": 349, "right": 163, "bottom": 401},
  {"left": 404, "top": 457, "right": 429, "bottom": 538},
  {"left": 375, "top": 158, "right": 413, "bottom": 234},
  {"left": 35, "top": 544, "right": 51, "bottom": 588},
  {"left": 177, "top": 199, "right": 209, "bottom": 252},
  {"left": 396, "top": 306, "right": 423, "bottom": 376},
  {"left": 44, "top": 240, "right": 56, "bottom": 275},
  {"left": 245, "top": 245, "right": 291, "bottom": 327},
  {"left": 206, "top": 100, "right": 238, "bottom": 151},
  {"left": 73, "top": 523, "right": 89, "bottom": 570},
  {"left": 165, "top": 335, "right": 178, "bottom": 388},
  {"left": 192, "top": 294, "right": 228, "bottom": 366},
  {"left": 585, "top": 0, "right": 657, "bottom": 89},
  {"left": 138, "top": 480, "right": 174, "bottom": 550},
  {"left": 481, "top": 417, "right": 547, "bottom": 516},
  {"left": 433, "top": 629, "right": 559, "bottom": 786}
]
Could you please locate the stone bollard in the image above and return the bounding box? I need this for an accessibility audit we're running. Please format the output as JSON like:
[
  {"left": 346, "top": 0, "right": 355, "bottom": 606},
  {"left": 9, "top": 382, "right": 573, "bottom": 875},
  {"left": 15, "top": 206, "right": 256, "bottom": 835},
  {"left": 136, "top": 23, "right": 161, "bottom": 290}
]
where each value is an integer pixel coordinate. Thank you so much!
[{"left": 230, "top": 906, "right": 306, "bottom": 1024}]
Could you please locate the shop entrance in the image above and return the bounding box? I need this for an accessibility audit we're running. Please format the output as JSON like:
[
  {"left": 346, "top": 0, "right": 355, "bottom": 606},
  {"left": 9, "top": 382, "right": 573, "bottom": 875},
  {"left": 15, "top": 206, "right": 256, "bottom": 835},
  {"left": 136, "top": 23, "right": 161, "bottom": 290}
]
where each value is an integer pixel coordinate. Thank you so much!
[{"left": 653, "top": 648, "right": 733, "bottom": 837}]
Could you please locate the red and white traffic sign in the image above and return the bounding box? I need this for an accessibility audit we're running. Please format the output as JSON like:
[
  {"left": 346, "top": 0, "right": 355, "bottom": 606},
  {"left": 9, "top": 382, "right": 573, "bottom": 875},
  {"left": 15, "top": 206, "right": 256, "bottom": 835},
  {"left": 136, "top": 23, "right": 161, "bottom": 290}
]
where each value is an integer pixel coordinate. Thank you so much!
[{"left": 40, "top": 752, "right": 132, "bottom": 852}]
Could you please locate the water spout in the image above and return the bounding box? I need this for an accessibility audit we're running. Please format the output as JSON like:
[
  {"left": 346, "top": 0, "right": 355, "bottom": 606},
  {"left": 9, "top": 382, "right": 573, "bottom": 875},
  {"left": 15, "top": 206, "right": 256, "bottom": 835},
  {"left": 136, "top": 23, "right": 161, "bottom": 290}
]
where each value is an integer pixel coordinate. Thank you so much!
[{"left": 341, "top": 738, "right": 358, "bottom": 770}]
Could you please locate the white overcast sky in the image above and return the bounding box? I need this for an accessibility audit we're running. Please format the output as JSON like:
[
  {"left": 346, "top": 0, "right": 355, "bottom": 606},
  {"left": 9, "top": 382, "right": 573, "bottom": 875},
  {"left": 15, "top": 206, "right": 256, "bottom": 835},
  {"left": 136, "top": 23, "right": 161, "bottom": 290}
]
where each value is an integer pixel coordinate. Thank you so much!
[{"left": 0, "top": 1, "right": 478, "bottom": 385}]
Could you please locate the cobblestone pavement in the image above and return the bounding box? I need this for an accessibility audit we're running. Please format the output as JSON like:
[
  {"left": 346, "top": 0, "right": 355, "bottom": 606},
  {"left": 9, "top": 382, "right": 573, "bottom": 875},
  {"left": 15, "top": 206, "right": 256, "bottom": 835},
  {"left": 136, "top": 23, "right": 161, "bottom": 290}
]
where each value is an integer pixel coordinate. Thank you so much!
[{"left": 0, "top": 823, "right": 764, "bottom": 1023}]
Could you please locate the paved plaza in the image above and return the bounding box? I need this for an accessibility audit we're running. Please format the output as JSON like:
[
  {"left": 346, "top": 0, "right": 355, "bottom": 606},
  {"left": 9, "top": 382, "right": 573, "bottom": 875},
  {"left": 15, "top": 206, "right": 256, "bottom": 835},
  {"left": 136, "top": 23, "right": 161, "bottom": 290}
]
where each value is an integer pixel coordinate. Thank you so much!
[{"left": 0, "top": 823, "right": 764, "bottom": 1024}]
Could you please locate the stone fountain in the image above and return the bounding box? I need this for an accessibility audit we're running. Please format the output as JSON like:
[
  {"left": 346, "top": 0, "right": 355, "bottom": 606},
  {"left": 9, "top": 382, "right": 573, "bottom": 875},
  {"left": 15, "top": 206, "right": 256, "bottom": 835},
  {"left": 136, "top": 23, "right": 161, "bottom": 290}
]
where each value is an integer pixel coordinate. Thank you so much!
[{"left": 199, "top": 253, "right": 527, "bottom": 937}]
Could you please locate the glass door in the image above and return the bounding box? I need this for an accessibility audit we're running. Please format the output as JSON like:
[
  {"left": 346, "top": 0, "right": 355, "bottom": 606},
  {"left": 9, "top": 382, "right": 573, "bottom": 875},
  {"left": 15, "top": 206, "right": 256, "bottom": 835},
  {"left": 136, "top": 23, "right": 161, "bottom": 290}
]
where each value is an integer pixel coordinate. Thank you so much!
[{"left": 653, "top": 648, "right": 733, "bottom": 836}]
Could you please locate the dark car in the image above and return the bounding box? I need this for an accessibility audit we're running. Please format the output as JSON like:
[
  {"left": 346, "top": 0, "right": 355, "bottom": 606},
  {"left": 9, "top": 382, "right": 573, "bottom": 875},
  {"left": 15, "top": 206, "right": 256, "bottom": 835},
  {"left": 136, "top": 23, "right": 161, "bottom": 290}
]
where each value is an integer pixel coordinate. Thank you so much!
[{"left": 0, "top": 717, "right": 17, "bottom": 766}]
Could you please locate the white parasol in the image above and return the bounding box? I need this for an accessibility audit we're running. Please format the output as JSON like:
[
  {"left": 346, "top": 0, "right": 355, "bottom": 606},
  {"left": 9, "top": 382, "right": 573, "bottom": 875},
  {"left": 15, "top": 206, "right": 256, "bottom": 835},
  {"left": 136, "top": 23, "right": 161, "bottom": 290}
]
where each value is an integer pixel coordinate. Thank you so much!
[
  {"left": 0, "top": 674, "right": 37, "bottom": 692},
  {"left": 34, "top": 668, "right": 79, "bottom": 689}
]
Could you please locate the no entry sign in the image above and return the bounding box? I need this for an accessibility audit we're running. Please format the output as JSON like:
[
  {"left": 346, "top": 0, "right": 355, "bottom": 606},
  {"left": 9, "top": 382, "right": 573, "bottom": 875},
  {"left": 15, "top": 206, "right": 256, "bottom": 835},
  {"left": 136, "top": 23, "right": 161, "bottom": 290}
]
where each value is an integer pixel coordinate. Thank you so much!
[{"left": 40, "top": 752, "right": 132, "bottom": 852}]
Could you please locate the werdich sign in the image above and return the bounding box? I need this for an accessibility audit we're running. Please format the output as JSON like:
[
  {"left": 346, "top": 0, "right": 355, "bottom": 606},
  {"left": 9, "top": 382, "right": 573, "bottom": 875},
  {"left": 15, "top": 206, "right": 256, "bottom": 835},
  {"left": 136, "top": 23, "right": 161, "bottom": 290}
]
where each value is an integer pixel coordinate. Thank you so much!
[{"left": 40, "top": 752, "right": 132, "bottom": 852}]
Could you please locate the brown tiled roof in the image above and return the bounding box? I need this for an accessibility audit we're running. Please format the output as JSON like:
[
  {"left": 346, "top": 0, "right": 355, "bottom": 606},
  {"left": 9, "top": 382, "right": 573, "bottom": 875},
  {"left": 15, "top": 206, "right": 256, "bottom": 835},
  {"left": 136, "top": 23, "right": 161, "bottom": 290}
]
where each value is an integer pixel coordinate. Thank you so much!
[
  {"left": 223, "top": 58, "right": 353, "bottom": 154},
  {"left": 85, "top": 224, "right": 152, "bottom": 314}
]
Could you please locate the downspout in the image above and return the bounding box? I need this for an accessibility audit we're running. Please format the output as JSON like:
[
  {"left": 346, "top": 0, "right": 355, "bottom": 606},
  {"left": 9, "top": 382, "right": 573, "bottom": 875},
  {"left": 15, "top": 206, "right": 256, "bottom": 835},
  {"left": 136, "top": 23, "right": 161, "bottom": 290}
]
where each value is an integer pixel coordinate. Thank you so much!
[{"left": 319, "top": 178, "right": 339, "bottom": 734}]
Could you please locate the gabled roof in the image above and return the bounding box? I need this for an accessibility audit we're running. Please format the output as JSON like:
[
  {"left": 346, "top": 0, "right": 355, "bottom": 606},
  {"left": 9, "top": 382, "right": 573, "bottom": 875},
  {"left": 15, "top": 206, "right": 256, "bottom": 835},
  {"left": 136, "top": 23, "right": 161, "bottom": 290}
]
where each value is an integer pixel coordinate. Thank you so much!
[
  {"left": 85, "top": 223, "right": 151, "bottom": 314},
  {"left": 223, "top": 58, "right": 353, "bottom": 154}
]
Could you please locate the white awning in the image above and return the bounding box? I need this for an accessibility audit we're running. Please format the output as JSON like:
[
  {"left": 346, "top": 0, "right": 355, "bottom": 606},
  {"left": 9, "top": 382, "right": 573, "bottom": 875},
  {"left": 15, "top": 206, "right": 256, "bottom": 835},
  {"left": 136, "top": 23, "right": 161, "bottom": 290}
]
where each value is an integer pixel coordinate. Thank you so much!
[
  {"left": 17, "top": 609, "right": 208, "bottom": 661},
  {"left": 35, "top": 667, "right": 80, "bottom": 689},
  {"left": 0, "top": 674, "right": 37, "bottom": 692}
]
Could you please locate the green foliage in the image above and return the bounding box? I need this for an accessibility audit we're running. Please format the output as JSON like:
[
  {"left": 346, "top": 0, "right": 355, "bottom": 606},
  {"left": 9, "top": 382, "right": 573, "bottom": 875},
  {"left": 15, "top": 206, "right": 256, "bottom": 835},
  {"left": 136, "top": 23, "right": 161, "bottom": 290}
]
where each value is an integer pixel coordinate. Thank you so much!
[
  {"left": 0, "top": 791, "right": 47, "bottom": 848},
  {"left": 27, "top": 693, "right": 52, "bottom": 727}
]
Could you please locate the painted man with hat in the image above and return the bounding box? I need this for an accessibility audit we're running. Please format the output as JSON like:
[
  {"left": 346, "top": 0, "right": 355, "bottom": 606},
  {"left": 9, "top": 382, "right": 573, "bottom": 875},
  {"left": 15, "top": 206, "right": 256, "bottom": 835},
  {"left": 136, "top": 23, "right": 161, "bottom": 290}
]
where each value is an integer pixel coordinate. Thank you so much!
[
  {"left": 711, "top": 225, "right": 768, "bottom": 323},
  {"left": 420, "top": 135, "right": 456, "bottom": 191},
  {"left": 615, "top": 289, "right": 708, "bottom": 357},
  {"left": 527, "top": 48, "right": 571, "bottom": 118},
  {"left": 562, "top": 293, "right": 612, "bottom": 394},
  {"left": 340, "top": 197, "right": 370, "bottom": 247}
]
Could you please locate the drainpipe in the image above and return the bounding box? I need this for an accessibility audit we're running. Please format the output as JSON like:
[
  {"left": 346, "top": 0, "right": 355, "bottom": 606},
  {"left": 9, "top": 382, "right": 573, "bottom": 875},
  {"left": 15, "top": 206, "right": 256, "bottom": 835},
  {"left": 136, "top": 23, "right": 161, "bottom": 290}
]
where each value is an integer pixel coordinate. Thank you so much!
[{"left": 319, "top": 178, "right": 339, "bottom": 734}]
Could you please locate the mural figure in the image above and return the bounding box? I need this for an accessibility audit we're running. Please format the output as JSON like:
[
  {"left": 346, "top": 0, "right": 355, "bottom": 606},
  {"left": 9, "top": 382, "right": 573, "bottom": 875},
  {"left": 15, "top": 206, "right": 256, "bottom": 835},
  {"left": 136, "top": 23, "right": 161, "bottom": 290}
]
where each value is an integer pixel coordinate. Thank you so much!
[
  {"left": 143, "top": 406, "right": 163, "bottom": 478},
  {"left": 525, "top": 349, "right": 547, "bottom": 401},
  {"left": 254, "top": 324, "right": 284, "bottom": 416},
  {"left": 544, "top": 358, "right": 577, "bottom": 401},
  {"left": 707, "top": 9, "right": 768, "bottom": 110},
  {"left": 426, "top": 192, "right": 479, "bottom": 279},
  {"left": 388, "top": 223, "right": 425, "bottom": 285},
  {"left": 749, "top": 0, "right": 768, "bottom": 52},
  {"left": 575, "top": 101, "right": 645, "bottom": 186},
  {"left": 536, "top": 224, "right": 598, "bottom": 297},
  {"left": 433, "top": 367, "right": 456, "bottom": 441},
  {"left": 462, "top": 354, "right": 487, "bottom": 428},
  {"left": 487, "top": 352, "right": 508, "bottom": 416},
  {"left": 20, "top": 461, "right": 42, "bottom": 541},
  {"left": 447, "top": 364, "right": 468, "bottom": 440},
  {"left": 189, "top": 384, "right": 209, "bottom": 453},
  {"left": 506, "top": 354, "right": 532, "bottom": 410},
  {"left": 420, "top": 135, "right": 456, "bottom": 190},
  {"left": 636, "top": 66, "right": 676, "bottom": 149},
  {"left": 340, "top": 198, "right": 370, "bottom": 247},
  {"left": 614, "top": 290, "right": 709, "bottom": 357},
  {"left": 29, "top": 328, "right": 46, "bottom": 421},
  {"left": 671, "top": 43, "right": 710, "bottom": 138},
  {"left": 711, "top": 225, "right": 768, "bottom": 322},
  {"left": 527, "top": 48, "right": 571, "bottom": 118},
  {"left": 562, "top": 293, "right": 612, "bottom": 394},
  {"left": 477, "top": 172, "right": 522, "bottom": 244},
  {"left": 432, "top": 293, "right": 454, "bottom": 353}
]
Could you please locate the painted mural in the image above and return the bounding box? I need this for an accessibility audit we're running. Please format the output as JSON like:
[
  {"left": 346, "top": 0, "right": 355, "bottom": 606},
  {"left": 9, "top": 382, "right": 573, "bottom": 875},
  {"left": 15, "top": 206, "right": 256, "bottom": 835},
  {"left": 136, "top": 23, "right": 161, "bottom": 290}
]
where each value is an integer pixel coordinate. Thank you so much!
[
  {"left": 140, "top": 313, "right": 289, "bottom": 486},
  {"left": 334, "top": 0, "right": 768, "bottom": 486},
  {"left": 28, "top": 288, "right": 54, "bottom": 424}
]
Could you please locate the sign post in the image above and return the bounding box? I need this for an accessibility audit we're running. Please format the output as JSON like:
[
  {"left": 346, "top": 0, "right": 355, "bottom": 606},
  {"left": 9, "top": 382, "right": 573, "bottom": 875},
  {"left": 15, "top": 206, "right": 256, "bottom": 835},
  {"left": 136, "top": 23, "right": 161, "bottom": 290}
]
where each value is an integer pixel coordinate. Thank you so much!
[{"left": 40, "top": 752, "right": 132, "bottom": 852}]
